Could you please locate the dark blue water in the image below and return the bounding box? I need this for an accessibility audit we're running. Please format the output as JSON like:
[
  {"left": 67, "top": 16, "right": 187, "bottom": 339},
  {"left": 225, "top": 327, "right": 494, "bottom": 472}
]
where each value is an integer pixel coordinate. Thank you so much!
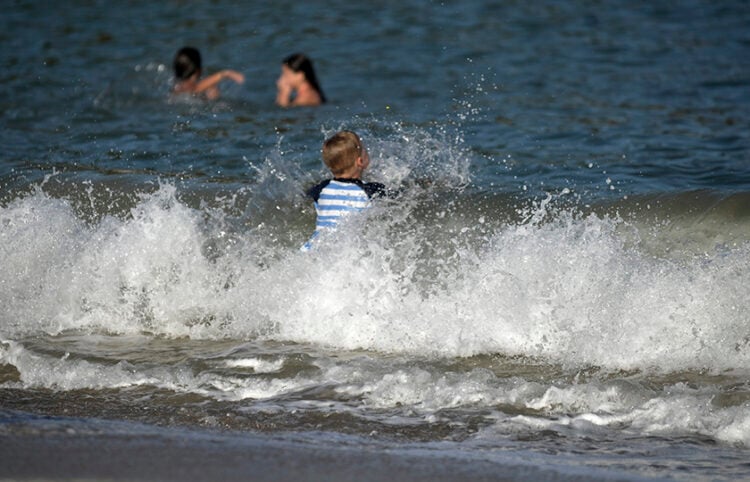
[
  {"left": 2, "top": 1, "right": 750, "bottom": 480},
  {"left": 2, "top": 1, "right": 748, "bottom": 196}
]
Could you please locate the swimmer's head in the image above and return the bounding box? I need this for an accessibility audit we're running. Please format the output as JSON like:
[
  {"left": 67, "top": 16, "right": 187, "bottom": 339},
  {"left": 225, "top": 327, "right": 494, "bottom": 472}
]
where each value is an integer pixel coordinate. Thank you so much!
[
  {"left": 322, "top": 131, "right": 368, "bottom": 176},
  {"left": 174, "top": 47, "right": 201, "bottom": 80},
  {"left": 283, "top": 53, "right": 326, "bottom": 103}
]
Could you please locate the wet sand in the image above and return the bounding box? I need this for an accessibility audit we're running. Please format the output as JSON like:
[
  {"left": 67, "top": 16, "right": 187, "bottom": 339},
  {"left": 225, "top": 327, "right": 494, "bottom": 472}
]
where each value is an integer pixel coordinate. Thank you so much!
[{"left": 0, "top": 419, "right": 635, "bottom": 482}]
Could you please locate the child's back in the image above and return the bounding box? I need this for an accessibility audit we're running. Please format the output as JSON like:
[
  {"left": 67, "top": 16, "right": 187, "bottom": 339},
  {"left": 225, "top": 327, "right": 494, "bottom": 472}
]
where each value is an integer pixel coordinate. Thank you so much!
[{"left": 302, "top": 131, "right": 386, "bottom": 251}]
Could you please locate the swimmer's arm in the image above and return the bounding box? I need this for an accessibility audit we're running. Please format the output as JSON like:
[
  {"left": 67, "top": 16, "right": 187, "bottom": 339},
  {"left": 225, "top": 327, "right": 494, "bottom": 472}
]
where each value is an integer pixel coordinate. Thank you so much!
[
  {"left": 276, "top": 76, "right": 293, "bottom": 106},
  {"left": 194, "top": 70, "right": 245, "bottom": 93}
]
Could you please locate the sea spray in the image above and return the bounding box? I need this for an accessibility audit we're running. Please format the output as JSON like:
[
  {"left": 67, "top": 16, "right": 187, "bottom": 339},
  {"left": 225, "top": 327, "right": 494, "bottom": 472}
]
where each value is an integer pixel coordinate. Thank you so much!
[{"left": 2, "top": 176, "right": 749, "bottom": 375}]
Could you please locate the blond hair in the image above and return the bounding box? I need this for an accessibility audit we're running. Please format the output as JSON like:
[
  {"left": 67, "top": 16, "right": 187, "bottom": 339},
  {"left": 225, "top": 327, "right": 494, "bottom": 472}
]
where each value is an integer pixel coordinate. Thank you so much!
[{"left": 322, "top": 130, "right": 362, "bottom": 176}]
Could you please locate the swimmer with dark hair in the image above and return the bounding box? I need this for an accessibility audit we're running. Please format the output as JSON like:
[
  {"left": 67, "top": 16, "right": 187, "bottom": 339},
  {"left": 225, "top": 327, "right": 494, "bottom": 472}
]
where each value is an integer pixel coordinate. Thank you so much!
[
  {"left": 276, "top": 53, "right": 326, "bottom": 107},
  {"left": 172, "top": 46, "right": 244, "bottom": 100}
]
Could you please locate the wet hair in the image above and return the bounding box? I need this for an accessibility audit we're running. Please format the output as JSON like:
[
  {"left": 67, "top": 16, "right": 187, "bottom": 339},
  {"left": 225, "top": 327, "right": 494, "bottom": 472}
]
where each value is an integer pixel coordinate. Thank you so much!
[
  {"left": 174, "top": 47, "right": 201, "bottom": 80},
  {"left": 283, "top": 53, "right": 326, "bottom": 103},
  {"left": 322, "top": 131, "right": 362, "bottom": 175}
]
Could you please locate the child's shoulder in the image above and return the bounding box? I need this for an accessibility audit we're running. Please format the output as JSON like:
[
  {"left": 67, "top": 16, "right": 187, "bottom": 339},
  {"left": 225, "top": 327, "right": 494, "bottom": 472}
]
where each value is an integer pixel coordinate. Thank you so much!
[
  {"left": 306, "top": 179, "right": 333, "bottom": 201},
  {"left": 306, "top": 178, "right": 389, "bottom": 201}
]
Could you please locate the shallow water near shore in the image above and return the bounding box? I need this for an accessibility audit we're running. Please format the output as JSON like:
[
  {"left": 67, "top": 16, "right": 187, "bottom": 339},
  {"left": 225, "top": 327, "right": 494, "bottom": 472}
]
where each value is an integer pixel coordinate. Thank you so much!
[{"left": 2, "top": 0, "right": 750, "bottom": 480}]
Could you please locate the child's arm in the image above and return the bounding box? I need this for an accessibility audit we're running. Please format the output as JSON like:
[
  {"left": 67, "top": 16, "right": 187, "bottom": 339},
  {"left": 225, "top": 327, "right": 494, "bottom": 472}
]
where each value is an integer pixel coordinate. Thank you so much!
[{"left": 363, "top": 181, "right": 401, "bottom": 199}]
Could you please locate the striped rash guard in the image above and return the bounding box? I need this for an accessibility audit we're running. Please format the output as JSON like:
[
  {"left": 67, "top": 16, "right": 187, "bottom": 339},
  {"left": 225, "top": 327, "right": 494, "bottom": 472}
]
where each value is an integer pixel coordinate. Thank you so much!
[{"left": 302, "top": 178, "right": 386, "bottom": 250}]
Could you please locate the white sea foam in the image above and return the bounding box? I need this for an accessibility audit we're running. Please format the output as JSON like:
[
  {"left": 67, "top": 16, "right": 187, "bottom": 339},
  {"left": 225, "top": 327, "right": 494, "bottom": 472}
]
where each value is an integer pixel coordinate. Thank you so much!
[
  {"left": 483, "top": 383, "right": 750, "bottom": 447},
  {"left": 0, "top": 340, "right": 159, "bottom": 390},
  {"left": 224, "top": 358, "right": 285, "bottom": 373},
  {"left": 0, "top": 340, "right": 311, "bottom": 401},
  {"left": 1, "top": 178, "right": 749, "bottom": 375},
  {"left": 4, "top": 333, "right": 750, "bottom": 447}
]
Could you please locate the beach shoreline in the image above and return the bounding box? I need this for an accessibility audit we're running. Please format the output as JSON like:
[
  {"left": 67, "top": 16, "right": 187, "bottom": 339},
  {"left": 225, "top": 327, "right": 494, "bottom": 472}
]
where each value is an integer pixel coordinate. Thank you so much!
[{"left": 0, "top": 412, "right": 640, "bottom": 482}]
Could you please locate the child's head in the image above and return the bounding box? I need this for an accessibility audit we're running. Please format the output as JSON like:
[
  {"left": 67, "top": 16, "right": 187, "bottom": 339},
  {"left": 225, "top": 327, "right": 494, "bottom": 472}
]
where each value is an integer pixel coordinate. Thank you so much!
[
  {"left": 174, "top": 47, "right": 202, "bottom": 81},
  {"left": 322, "top": 131, "right": 369, "bottom": 178}
]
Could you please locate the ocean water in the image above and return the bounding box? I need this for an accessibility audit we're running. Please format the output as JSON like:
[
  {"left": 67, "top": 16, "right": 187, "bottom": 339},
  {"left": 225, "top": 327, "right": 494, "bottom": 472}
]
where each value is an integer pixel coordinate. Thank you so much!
[{"left": 1, "top": 0, "right": 750, "bottom": 480}]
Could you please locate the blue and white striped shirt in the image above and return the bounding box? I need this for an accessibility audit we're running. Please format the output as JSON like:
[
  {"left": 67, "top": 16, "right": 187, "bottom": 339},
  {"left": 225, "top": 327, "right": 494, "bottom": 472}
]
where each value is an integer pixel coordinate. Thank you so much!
[{"left": 302, "top": 178, "right": 386, "bottom": 250}]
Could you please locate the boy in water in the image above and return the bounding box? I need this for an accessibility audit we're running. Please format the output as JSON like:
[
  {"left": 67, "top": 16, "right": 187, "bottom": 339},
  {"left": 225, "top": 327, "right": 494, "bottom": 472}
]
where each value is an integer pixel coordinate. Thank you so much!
[
  {"left": 172, "top": 46, "right": 244, "bottom": 100},
  {"left": 302, "top": 130, "right": 386, "bottom": 250}
]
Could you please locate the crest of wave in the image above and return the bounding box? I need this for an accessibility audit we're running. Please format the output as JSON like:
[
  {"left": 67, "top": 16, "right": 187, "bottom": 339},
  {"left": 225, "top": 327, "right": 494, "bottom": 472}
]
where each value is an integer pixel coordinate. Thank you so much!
[
  {"left": 0, "top": 184, "right": 258, "bottom": 338},
  {"left": 239, "top": 194, "right": 750, "bottom": 374}
]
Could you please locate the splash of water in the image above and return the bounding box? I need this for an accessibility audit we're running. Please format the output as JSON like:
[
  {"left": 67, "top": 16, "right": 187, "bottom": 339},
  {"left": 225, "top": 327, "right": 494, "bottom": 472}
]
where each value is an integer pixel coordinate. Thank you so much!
[{"left": 1, "top": 174, "right": 748, "bottom": 374}]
